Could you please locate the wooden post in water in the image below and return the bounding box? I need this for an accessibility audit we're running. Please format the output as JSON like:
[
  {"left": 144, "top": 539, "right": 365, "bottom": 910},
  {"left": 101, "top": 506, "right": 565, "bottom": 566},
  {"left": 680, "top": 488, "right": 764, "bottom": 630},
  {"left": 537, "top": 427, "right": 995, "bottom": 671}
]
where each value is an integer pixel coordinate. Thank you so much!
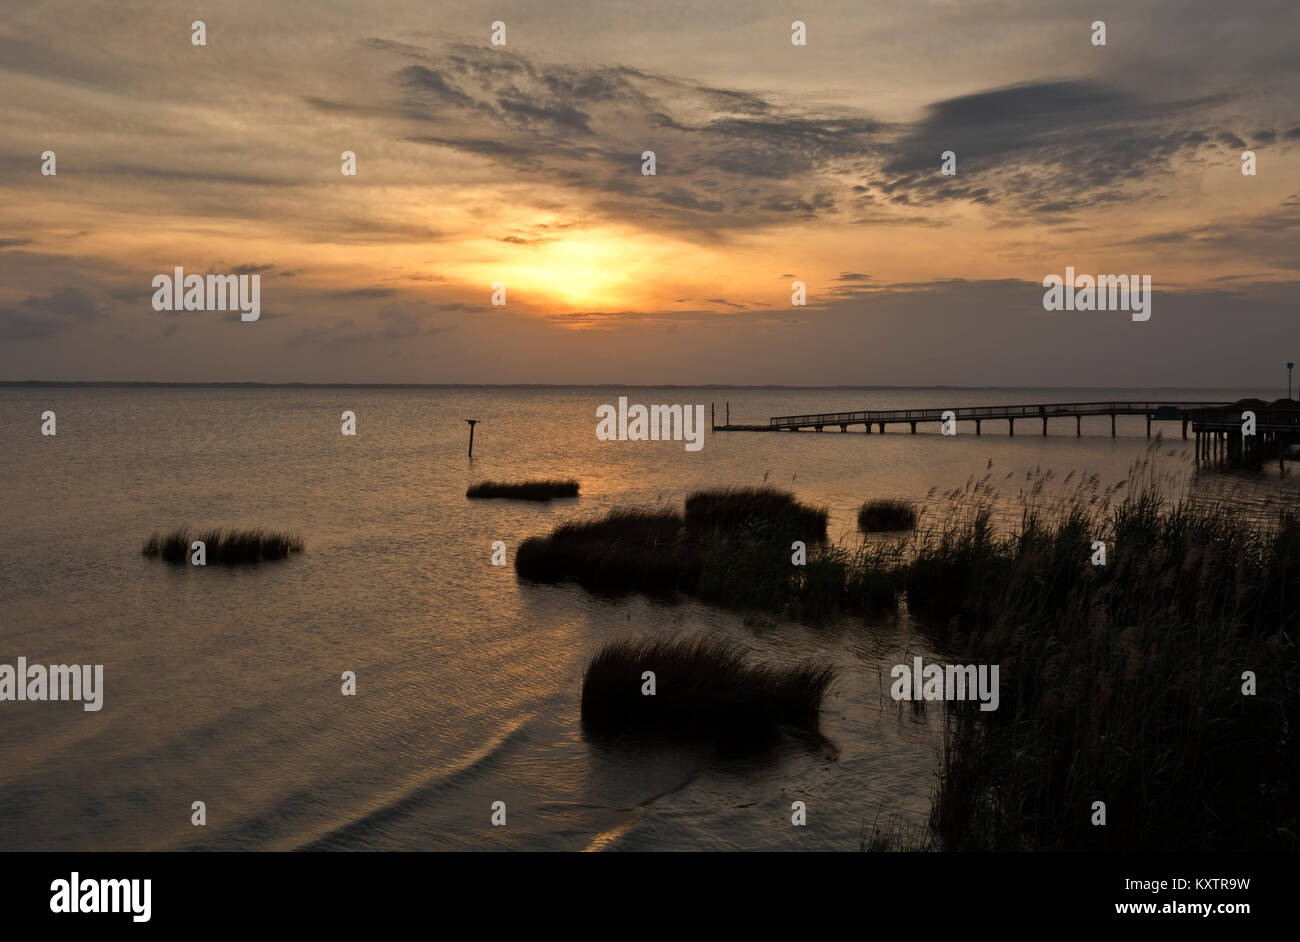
[
  {"left": 465, "top": 419, "right": 479, "bottom": 458},
  {"left": 1111, "top": 412, "right": 1116, "bottom": 437},
  {"left": 1076, "top": 415, "right": 1081, "bottom": 437}
]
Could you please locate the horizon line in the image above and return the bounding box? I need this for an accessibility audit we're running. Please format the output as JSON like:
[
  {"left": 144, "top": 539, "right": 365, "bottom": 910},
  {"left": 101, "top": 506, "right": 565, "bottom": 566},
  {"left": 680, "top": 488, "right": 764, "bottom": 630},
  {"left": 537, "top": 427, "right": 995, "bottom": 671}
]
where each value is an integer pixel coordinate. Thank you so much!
[{"left": 0, "top": 380, "right": 1269, "bottom": 391}]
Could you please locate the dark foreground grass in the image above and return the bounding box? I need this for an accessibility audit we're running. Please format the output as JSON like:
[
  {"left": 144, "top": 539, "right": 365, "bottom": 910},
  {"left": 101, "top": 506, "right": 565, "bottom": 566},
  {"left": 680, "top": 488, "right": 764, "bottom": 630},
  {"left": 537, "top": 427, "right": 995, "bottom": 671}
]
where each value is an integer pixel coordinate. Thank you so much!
[
  {"left": 466, "top": 479, "right": 579, "bottom": 501},
  {"left": 903, "top": 455, "right": 1300, "bottom": 851},
  {"left": 858, "top": 498, "right": 918, "bottom": 532},
  {"left": 141, "top": 527, "right": 304, "bottom": 564},
  {"left": 580, "top": 636, "right": 832, "bottom": 745}
]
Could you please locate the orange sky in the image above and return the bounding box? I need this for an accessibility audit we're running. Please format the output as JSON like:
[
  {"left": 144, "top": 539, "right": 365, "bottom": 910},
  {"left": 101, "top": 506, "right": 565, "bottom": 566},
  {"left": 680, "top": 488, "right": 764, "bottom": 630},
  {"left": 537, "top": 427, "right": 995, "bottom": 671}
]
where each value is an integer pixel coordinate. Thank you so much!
[{"left": 1, "top": 0, "right": 1297, "bottom": 383}]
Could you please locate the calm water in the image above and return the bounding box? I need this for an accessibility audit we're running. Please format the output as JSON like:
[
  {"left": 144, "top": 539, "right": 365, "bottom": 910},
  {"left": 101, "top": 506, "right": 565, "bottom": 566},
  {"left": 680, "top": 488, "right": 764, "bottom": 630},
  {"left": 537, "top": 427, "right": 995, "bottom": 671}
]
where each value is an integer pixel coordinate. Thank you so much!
[{"left": 0, "top": 385, "right": 1288, "bottom": 850}]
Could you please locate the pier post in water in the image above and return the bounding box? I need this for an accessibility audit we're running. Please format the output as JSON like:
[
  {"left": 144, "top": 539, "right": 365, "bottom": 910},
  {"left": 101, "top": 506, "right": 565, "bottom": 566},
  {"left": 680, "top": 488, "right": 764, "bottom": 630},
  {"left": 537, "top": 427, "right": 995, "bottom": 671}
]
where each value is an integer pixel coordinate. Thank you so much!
[
  {"left": 1076, "top": 415, "right": 1081, "bottom": 437},
  {"left": 465, "top": 419, "right": 479, "bottom": 458}
]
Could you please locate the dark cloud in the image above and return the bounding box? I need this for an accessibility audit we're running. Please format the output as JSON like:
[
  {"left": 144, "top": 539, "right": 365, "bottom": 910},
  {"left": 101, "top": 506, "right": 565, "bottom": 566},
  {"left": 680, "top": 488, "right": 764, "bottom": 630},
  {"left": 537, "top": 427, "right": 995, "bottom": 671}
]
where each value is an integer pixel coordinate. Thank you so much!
[
  {"left": 873, "top": 80, "right": 1241, "bottom": 215},
  {"left": 0, "top": 286, "right": 105, "bottom": 340},
  {"left": 361, "top": 48, "right": 1256, "bottom": 231},
  {"left": 286, "top": 310, "right": 457, "bottom": 350},
  {"left": 395, "top": 66, "right": 476, "bottom": 109},
  {"left": 326, "top": 287, "right": 397, "bottom": 299}
]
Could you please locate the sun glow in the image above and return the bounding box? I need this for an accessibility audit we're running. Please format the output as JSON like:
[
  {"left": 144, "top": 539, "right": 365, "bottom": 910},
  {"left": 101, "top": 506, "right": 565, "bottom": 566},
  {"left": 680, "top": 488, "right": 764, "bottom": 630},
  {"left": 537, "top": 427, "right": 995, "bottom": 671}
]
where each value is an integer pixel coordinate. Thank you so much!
[{"left": 511, "top": 235, "right": 641, "bottom": 310}]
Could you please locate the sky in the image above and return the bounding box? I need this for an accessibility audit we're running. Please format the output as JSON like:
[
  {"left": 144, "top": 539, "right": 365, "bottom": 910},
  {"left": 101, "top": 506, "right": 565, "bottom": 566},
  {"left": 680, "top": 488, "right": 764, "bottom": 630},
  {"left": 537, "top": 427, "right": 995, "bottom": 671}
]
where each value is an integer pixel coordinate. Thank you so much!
[{"left": 1, "top": 0, "right": 1297, "bottom": 385}]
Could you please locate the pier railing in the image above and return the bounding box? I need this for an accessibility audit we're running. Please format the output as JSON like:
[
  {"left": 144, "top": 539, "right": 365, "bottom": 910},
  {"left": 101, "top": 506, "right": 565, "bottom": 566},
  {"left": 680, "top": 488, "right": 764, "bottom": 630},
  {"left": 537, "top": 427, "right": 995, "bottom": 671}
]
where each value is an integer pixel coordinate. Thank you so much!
[{"left": 768, "top": 401, "right": 1230, "bottom": 429}]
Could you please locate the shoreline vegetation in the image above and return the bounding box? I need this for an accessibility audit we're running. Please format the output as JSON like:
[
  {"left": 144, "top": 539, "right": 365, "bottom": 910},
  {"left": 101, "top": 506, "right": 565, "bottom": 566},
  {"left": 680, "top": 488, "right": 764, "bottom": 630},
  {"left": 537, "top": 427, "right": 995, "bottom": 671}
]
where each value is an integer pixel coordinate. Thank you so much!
[
  {"left": 519, "top": 455, "right": 1299, "bottom": 851},
  {"left": 140, "top": 528, "right": 303, "bottom": 564},
  {"left": 466, "top": 479, "right": 580, "bottom": 501}
]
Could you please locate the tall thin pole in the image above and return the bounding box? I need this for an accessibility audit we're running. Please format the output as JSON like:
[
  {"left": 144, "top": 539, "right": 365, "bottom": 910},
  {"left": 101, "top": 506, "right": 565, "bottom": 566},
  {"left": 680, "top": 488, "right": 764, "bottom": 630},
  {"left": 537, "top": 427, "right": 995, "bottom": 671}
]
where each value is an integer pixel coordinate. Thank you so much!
[
  {"left": 1289, "top": 362, "right": 1294, "bottom": 400},
  {"left": 466, "top": 419, "right": 479, "bottom": 458}
]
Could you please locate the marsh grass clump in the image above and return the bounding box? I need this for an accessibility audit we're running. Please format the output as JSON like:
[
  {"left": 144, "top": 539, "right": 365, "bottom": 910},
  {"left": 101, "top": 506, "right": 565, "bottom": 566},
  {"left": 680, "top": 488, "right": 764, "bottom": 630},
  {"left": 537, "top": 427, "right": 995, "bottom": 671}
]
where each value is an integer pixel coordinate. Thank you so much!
[
  {"left": 141, "top": 527, "right": 304, "bottom": 564},
  {"left": 580, "top": 636, "right": 832, "bottom": 745},
  {"left": 466, "top": 479, "right": 579, "bottom": 501},
  {"left": 858, "top": 498, "right": 919, "bottom": 532},
  {"left": 515, "top": 489, "right": 840, "bottom": 617},
  {"left": 685, "top": 487, "right": 828, "bottom": 542},
  {"left": 514, "top": 509, "right": 691, "bottom": 595}
]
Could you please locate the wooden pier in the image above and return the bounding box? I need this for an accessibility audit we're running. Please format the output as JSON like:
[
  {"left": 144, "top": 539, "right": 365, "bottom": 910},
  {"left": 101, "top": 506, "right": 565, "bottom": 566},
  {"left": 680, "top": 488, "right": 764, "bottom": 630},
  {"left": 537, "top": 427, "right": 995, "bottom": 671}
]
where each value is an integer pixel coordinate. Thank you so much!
[
  {"left": 713, "top": 400, "right": 1231, "bottom": 439},
  {"left": 1189, "top": 404, "right": 1300, "bottom": 471},
  {"left": 712, "top": 398, "right": 1300, "bottom": 471}
]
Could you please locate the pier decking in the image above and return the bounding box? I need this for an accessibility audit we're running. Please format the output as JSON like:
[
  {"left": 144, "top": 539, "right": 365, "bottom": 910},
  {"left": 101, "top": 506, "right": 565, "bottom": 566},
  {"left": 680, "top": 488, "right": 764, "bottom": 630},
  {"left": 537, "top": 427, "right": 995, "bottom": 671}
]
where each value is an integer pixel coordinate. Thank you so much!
[
  {"left": 711, "top": 398, "right": 1300, "bottom": 470},
  {"left": 1189, "top": 405, "right": 1300, "bottom": 469},
  {"left": 713, "top": 401, "right": 1231, "bottom": 438}
]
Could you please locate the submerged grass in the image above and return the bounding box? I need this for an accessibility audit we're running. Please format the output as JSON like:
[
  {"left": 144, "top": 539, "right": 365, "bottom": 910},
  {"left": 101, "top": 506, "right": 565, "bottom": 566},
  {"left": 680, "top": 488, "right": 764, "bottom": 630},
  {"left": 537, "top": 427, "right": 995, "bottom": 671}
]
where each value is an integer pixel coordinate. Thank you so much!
[
  {"left": 580, "top": 636, "right": 832, "bottom": 745},
  {"left": 466, "top": 479, "right": 579, "bottom": 501},
  {"left": 141, "top": 527, "right": 304, "bottom": 564}
]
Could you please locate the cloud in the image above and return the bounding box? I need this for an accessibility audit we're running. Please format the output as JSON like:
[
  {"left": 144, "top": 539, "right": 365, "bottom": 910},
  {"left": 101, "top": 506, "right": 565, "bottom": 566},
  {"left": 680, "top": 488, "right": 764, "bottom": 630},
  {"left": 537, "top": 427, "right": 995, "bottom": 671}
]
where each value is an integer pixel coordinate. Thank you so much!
[
  {"left": 285, "top": 309, "right": 457, "bottom": 350},
  {"left": 0, "top": 286, "right": 106, "bottom": 340},
  {"left": 325, "top": 287, "right": 397, "bottom": 299},
  {"left": 873, "top": 80, "right": 1242, "bottom": 215}
]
